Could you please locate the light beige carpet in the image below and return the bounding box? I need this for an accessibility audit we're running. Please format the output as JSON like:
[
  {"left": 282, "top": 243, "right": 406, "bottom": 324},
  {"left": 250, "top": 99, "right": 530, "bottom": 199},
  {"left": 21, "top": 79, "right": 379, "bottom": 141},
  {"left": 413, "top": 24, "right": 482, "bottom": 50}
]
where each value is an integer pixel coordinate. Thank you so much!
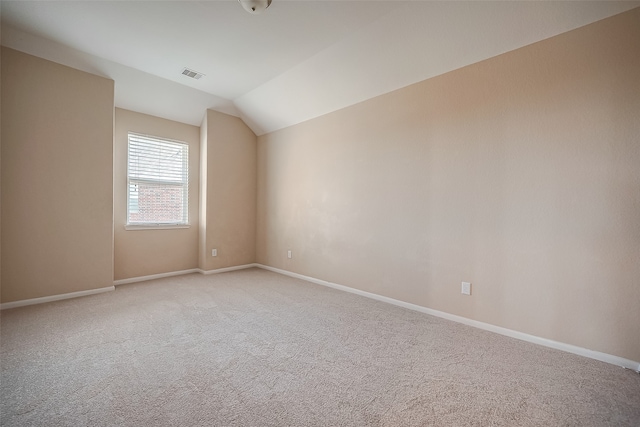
[{"left": 1, "top": 268, "right": 639, "bottom": 426}]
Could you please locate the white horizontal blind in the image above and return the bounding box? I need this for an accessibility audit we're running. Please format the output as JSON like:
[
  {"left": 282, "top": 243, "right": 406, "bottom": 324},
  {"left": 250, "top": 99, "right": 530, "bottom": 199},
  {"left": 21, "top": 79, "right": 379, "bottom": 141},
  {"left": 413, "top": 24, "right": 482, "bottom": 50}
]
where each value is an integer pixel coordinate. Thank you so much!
[{"left": 127, "top": 133, "right": 189, "bottom": 225}]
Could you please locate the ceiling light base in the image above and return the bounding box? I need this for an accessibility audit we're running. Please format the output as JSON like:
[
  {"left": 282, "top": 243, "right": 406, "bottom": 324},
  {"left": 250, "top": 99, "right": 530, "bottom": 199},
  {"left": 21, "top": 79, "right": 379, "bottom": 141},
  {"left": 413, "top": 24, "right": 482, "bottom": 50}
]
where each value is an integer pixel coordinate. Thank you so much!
[{"left": 239, "top": 0, "right": 272, "bottom": 15}]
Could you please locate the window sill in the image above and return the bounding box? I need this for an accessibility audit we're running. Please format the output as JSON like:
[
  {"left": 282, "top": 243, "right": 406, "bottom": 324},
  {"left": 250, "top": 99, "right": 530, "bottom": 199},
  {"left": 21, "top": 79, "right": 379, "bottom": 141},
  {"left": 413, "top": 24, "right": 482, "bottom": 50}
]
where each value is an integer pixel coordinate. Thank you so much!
[{"left": 125, "top": 224, "right": 190, "bottom": 231}]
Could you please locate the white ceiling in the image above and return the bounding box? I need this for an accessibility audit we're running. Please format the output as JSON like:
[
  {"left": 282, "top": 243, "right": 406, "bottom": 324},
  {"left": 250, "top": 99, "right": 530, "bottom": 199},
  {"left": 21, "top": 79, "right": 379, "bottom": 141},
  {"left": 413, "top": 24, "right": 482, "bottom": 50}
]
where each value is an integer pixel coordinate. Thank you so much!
[{"left": 2, "top": 1, "right": 638, "bottom": 135}]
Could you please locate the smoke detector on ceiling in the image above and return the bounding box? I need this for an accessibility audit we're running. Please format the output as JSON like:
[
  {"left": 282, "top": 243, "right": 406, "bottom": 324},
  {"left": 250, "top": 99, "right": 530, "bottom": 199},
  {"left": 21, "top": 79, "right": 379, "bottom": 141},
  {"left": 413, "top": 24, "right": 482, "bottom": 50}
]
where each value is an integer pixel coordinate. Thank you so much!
[
  {"left": 181, "top": 68, "right": 205, "bottom": 80},
  {"left": 239, "top": 0, "right": 272, "bottom": 14}
]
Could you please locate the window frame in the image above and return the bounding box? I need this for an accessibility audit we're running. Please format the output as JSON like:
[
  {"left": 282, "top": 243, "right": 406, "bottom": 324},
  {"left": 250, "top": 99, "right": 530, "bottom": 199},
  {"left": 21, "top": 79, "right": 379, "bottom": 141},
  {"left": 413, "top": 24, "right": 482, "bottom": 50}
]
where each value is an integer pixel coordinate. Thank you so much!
[{"left": 125, "top": 132, "right": 190, "bottom": 230}]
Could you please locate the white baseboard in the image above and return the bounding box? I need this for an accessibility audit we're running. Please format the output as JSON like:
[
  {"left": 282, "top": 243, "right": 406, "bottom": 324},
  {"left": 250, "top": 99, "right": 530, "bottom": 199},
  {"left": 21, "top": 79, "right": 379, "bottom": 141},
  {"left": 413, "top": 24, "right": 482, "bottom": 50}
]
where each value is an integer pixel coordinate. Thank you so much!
[
  {"left": 255, "top": 264, "right": 640, "bottom": 372},
  {"left": 1, "top": 264, "right": 259, "bottom": 309},
  {"left": 114, "top": 268, "right": 200, "bottom": 286},
  {"left": 198, "top": 263, "right": 258, "bottom": 275},
  {"left": 0, "top": 286, "right": 115, "bottom": 310},
  {"left": 5, "top": 263, "right": 637, "bottom": 371},
  {"left": 114, "top": 264, "right": 258, "bottom": 285}
]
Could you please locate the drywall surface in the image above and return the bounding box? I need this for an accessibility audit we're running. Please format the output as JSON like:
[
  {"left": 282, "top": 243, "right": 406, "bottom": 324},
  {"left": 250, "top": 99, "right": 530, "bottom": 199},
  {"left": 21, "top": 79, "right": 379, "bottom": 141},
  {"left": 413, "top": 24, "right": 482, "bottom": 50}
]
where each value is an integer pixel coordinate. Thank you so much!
[
  {"left": 200, "top": 110, "right": 256, "bottom": 271},
  {"left": 199, "top": 112, "right": 209, "bottom": 270},
  {"left": 257, "top": 9, "right": 640, "bottom": 361},
  {"left": 0, "top": 36, "right": 3, "bottom": 296},
  {"left": 114, "top": 108, "right": 200, "bottom": 280},
  {"left": 1, "top": 47, "right": 114, "bottom": 303}
]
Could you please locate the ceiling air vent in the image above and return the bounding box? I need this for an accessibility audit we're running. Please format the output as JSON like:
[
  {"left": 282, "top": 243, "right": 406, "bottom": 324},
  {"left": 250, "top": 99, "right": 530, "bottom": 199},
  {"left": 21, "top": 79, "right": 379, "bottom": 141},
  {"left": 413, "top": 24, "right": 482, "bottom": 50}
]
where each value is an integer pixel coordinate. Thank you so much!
[{"left": 181, "top": 68, "right": 205, "bottom": 80}]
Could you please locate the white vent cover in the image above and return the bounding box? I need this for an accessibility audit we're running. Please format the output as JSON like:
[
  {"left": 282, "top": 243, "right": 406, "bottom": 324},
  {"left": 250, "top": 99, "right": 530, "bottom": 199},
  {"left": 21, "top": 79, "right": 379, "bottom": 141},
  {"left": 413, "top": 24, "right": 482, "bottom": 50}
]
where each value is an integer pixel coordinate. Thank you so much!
[{"left": 181, "top": 68, "right": 205, "bottom": 80}]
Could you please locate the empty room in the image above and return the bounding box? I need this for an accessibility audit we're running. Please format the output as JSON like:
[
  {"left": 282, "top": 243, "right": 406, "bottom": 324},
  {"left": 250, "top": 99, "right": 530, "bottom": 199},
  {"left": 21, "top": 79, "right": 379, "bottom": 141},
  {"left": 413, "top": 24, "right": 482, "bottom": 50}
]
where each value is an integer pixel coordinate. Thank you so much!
[{"left": 1, "top": 1, "right": 639, "bottom": 425}]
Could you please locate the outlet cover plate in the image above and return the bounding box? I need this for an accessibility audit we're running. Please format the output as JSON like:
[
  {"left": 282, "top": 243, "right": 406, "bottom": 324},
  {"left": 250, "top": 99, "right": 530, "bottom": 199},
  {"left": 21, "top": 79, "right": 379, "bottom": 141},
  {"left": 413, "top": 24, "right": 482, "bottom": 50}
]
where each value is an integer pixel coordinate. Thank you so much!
[{"left": 462, "top": 282, "right": 471, "bottom": 295}]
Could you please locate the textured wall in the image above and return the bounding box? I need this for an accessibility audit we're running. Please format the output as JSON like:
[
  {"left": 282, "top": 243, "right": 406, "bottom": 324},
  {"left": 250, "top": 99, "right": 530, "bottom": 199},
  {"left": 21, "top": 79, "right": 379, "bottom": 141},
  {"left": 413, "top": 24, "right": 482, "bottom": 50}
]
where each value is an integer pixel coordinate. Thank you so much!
[
  {"left": 113, "top": 108, "right": 200, "bottom": 280},
  {"left": 257, "top": 10, "right": 640, "bottom": 361},
  {"left": 1, "top": 48, "right": 114, "bottom": 302},
  {"left": 200, "top": 110, "right": 257, "bottom": 271}
]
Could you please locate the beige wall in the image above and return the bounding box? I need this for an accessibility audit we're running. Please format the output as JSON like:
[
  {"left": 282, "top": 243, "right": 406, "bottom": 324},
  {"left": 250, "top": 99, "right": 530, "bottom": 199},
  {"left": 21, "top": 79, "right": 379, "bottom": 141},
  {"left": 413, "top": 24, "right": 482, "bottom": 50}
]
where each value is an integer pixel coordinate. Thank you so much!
[
  {"left": 200, "top": 109, "right": 256, "bottom": 271},
  {"left": 0, "top": 35, "right": 3, "bottom": 296},
  {"left": 199, "top": 112, "right": 209, "bottom": 269},
  {"left": 257, "top": 9, "right": 640, "bottom": 362},
  {"left": 1, "top": 47, "right": 114, "bottom": 303},
  {"left": 113, "top": 108, "right": 200, "bottom": 280}
]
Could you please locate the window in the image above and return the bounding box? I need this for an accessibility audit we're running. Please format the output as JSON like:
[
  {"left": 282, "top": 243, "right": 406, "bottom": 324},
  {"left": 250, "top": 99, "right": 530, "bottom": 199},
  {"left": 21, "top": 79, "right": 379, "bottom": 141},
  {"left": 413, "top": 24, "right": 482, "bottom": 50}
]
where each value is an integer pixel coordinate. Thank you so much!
[{"left": 127, "top": 133, "right": 189, "bottom": 227}]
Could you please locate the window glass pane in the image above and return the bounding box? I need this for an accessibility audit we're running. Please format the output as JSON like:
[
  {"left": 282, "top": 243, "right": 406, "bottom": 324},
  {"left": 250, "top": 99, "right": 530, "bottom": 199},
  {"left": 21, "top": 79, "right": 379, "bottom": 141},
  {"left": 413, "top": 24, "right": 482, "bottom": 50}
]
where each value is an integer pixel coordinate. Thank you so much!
[
  {"left": 127, "top": 133, "right": 189, "bottom": 225},
  {"left": 129, "top": 182, "right": 185, "bottom": 223}
]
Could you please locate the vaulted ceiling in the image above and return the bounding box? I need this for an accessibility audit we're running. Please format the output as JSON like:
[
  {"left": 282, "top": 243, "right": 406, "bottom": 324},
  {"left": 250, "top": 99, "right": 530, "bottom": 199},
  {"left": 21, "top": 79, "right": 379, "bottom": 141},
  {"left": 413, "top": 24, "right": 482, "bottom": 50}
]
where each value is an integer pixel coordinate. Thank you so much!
[{"left": 2, "top": 1, "right": 638, "bottom": 135}]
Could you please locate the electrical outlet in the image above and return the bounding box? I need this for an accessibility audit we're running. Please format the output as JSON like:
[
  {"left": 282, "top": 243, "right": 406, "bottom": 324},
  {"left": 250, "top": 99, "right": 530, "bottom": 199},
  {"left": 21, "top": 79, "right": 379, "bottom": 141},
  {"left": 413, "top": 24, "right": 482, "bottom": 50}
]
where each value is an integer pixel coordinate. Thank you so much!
[
  {"left": 212, "top": 249, "right": 217, "bottom": 257},
  {"left": 287, "top": 250, "right": 292, "bottom": 259},
  {"left": 461, "top": 282, "right": 471, "bottom": 296}
]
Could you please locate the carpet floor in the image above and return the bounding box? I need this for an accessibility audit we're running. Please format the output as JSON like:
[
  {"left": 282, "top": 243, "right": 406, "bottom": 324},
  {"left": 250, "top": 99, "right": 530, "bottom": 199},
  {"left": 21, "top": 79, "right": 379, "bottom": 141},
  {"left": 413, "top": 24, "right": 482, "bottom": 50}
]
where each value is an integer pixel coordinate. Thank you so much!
[{"left": 1, "top": 268, "right": 639, "bottom": 426}]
